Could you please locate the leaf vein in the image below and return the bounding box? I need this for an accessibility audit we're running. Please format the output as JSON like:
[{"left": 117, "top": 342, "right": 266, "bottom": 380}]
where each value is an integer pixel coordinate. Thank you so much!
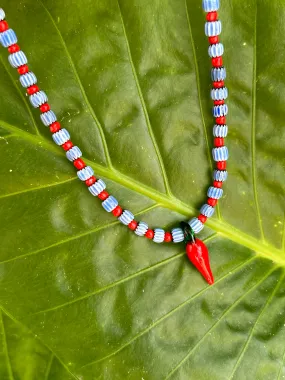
[
  {"left": 37, "top": 0, "right": 112, "bottom": 168},
  {"left": 228, "top": 271, "right": 285, "bottom": 379},
  {"left": 0, "top": 307, "right": 79, "bottom": 380},
  {"left": 0, "top": 204, "right": 159, "bottom": 265},
  {"left": 81, "top": 254, "right": 256, "bottom": 369},
  {"left": 116, "top": 0, "right": 172, "bottom": 196},
  {"left": 0, "top": 177, "right": 77, "bottom": 200},
  {"left": 0, "top": 309, "right": 14, "bottom": 380},
  {"left": 0, "top": 56, "right": 40, "bottom": 137},
  {"left": 1, "top": 120, "right": 285, "bottom": 266},
  {"left": 165, "top": 266, "right": 279, "bottom": 379},
  {"left": 251, "top": 2, "right": 264, "bottom": 241}
]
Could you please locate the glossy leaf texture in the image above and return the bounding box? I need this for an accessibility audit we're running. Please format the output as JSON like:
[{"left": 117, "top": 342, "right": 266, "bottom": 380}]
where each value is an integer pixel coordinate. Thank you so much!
[{"left": 0, "top": 0, "right": 285, "bottom": 379}]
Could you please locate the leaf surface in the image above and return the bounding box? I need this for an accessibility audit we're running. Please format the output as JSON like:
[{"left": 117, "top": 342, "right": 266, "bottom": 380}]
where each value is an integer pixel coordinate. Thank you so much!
[{"left": 0, "top": 0, "right": 285, "bottom": 379}]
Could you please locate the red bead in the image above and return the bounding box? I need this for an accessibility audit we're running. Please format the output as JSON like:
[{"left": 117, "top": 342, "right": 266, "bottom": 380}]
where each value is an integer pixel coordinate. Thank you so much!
[
  {"left": 98, "top": 191, "right": 109, "bottom": 201},
  {"left": 206, "top": 11, "right": 218, "bottom": 21},
  {"left": 212, "top": 57, "right": 223, "bottom": 67},
  {"left": 217, "top": 160, "right": 227, "bottom": 170},
  {"left": 216, "top": 116, "right": 226, "bottom": 125},
  {"left": 62, "top": 140, "right": 73, "bottom": 151},
  {"left": 8, "top": 44, "right": 20, "bottom": 53},
  {"left": 214, "top": 137, "right": 224, "bottom": 147},
  {"left": 49, "top": 121, "right": 61, "bottom": 133},
  {"left": 207, "top": 198, "right": 218, "bottom": 207},
  {"left": 17, "top": 65, "right": 29, "bottom": 75},
  {"left": 214, "top": 100, "right": 224, "bottom": 105},
  {"left": 128, "top": 220, "right": 138, "bottom": 231},
  {"left": 40, "top": 103, "right": 50, "bottom": 113},
  {"left": 198, "top": 214, "right": 207, "bottom": 223},
  {"left": 209, "top": 36, "right": 219, "bottom": 44},
  {"left": 145, "top": 229, "right": 154, "bottom": 239},
  {"left": 213, "top": 180, "right": 223, "bottom": 188},
  {"left": 0, "top": 21, "right": 9, "bottom": 32},
  {"left": 213, "top": 81, "right": 224, "bottom": 88},
  {"left": 85, "top": 176, "right": 96, "bottom": 186},
  {"left": 186, "top": 240, "right": 214, "bottom": 285},
  {"left": 164, "top": 232, "right": 172, "bottom": 242},
  {"left": 27, "top": 85, "right": 39, "bottom": 95},
  {"left": 73, "top": 158, "right": 86, "bottom": 170},
  {"left": 112, "top": 205, "right": 123, "bottom": 217}
]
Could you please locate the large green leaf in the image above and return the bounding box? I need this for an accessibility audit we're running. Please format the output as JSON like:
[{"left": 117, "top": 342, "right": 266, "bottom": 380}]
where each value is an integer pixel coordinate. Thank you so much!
[{"left": 0, "top": 0, "right": 285, "bottom": 378}]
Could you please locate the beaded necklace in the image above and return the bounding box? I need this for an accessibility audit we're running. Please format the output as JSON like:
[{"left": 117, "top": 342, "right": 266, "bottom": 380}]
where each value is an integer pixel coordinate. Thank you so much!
[{"left": 0, "top": 0, "right": 228, "bottom": 285}]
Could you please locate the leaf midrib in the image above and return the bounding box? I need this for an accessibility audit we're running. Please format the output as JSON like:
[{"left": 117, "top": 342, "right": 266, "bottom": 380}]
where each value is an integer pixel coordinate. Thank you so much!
[{"left": 1, "top": 119, "right": 285, "bottom": 267}]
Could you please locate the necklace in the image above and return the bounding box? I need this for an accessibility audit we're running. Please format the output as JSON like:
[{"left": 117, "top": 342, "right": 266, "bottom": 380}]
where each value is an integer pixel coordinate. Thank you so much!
[{"left": 0, "top": 0, "right": 228, "bottom": 285}]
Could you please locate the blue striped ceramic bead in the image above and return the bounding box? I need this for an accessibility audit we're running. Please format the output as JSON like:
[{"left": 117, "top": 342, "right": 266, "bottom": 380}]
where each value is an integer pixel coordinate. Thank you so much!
[
  {"left": 8, "top": 51, "right": 27, "bottom": 68},
  {"left": 0, "top": 8, "right": 5, "bottom": 21},
  {"left": 211, "top": 67, "right": 226, "bottom": 81},
  {"left": 213, "top": 124, "right": 228, "bottom": 137},
  {"left": 66, "top": 146, "right": 82, "bottom": 161},
  {"left": 211, "top": 87, "right": 228, "bottom": 101},
  {"left": 202, "top": 0, "right": 219, "bottom": 12},
  {"left": 40, "top": 110, "right": 57, "bottom": 126},
  {"left": 52, "top": 129, "right": 70, "bottom": 145},
  {"left": 208, "top": 43, "right": 224, "bottom": 58},
  {"left": 212, "top": 146, "right": 229, "bottom": 161},
  {"left": 29, "top": 91, "right": 48, "bottom": 108},
  {"left": 213, "top": 104, "right": 228, "bottom": 117},
  {"left": 205, "top": 21, "right": 222, "bottom": 37},
  {"left": 200, "top": 204, "right": 215, "bottom": 217},
  {"left": 135, "top": 221, "right": 148, "bottom": 236},
  {"left": 171, "top": 228, "right": 184, "bottom": 243},
  {"left": 119, "top": 210, "right": 134, "bottom": 225},
  {"left": 102, "top": 196, "right": 118, "bottom": 212},
  {"left": 153, "top": 228, "right": 165, "bottom": 243},
  {"left": 0, "top": 29, "right": 17, "bottom": 48},
  {"left": 213, "top": 170, "right": 228, "bottom": 182},
  {"left": 207, "top": 186, "right": 223, "bottom": 199},
  {"left": 89, "top": 179, "right": 106, "bottom": 196},
  {"left": 20, "top": 72, "right": 37, "bottom": 88},
  {"left": 188, "top": 218, "right": 204, "bottom": 234},
  {"left": 77, "top": 166, "right": 94, "bottom": 181}
]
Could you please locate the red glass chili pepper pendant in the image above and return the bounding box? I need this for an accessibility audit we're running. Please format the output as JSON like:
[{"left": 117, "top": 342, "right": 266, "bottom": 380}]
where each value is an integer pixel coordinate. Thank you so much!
[{"left": 186, "top": 239, "right": 214, "bottom": 285}]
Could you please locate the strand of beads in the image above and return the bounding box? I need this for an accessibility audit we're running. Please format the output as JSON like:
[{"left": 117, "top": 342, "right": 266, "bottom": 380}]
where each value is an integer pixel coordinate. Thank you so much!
[
  {"left": 0, "top": 1, "right": 228, "bottom": 246},
  {"left": 187, "top": 0, "right": 229, "bottom": 233}
]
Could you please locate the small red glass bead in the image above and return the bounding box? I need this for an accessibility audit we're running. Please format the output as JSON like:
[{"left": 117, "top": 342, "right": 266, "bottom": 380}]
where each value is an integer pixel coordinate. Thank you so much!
[
  {"left": 213, "top": 81, "right": 224, "bottom": 88},
  {"left": 198, "top": 214, "right": 207, "bottom": 223},
  {"left": 212, "top": 57, "right": 223, "bottom": 67},
  {"left": 213, "top": 180, "right": 223, "bottom": 188},
  {"left": 73, "top": 158, "right": 86, "bottom": 170},
  {"left": 8, "top": 44, "right": 20, "bottom": 53},
  {"left": 62, "top": 140, "right": 73, "bottom": 151},
  {"left": 0, "top": 21, "right": 9, "bottom": 32},
  {"left": 17, "top": 65, "right": 29, "bottom": 75},
  {"left": 27, "top": 85, "right": 39, "bottom": 95},
  {"left": 209, "top": 36, "right": 219, "bottom": 44},
  {"left": 216, "top": 116, "right": 226, "bottom": 125},
  {"left": 214, "top": 137, "right": 224, "bottom": 147},
  {"left": 208, "top": 198, "right": 218, "bottom": 207},
  {"left": 206, "top": 11, "right": 218, "bottom": 21},
  {"left": 164, "top": 232, "right": 172, "bottom": 242},
  {"left": 49, "top": 121, "right": 61, "bottom": 133},
  {"left": 128, "top": 220, "right": 138, "bottom": 231},
  {"left": 85, "top": 176, "right": 96, "bottom": 186},
  {"left": 40, "top": 103, "right": 50, "bottom": 113},
  {"left": 214, "top": 100, "right": 224, "bottom": 105},
  {"left": 145, "top": 229, "right": 154, "bottom": 239},
  {"left": 112, "top": 205, "right": 123, "bottom": 217},
  {"left": 98, "top": 191, "right": 109, "bottom": 201},
  {"left": 217, "top": 160, "right": 227, "bottom": 170}
]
